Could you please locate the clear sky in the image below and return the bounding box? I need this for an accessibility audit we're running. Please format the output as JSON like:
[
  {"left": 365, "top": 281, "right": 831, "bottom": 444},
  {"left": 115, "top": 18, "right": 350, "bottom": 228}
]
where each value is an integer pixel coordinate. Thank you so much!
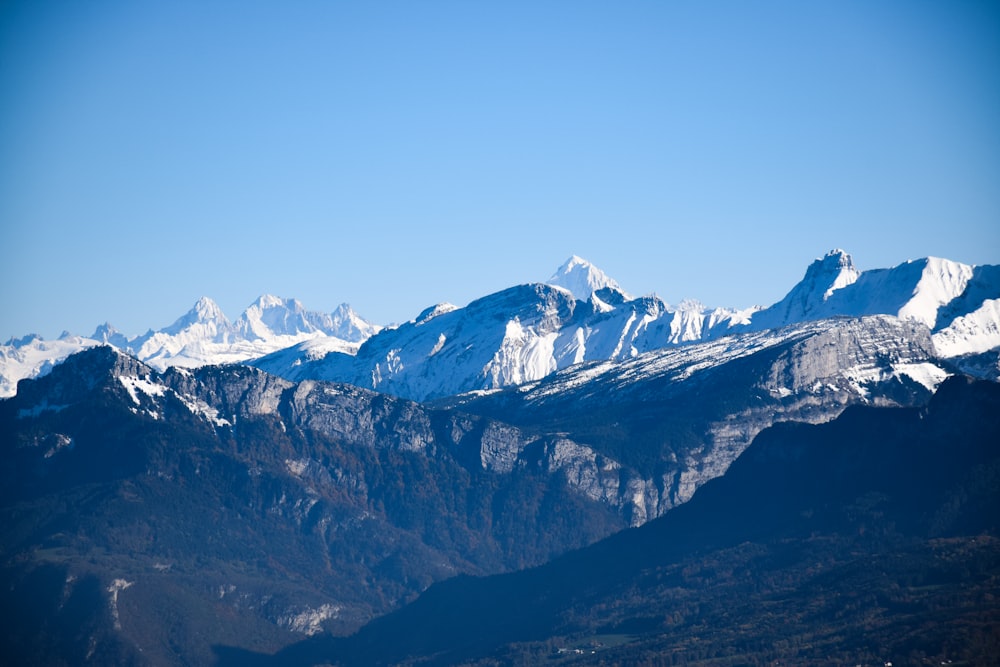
[{"left": 2, "top": 0, "right": 998, "bottom": 339}]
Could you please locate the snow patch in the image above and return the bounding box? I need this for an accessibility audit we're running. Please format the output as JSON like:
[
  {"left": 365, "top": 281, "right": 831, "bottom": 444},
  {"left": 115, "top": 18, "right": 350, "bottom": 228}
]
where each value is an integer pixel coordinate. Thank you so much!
[
  {"left": 107, "top": 578, "right": 134, "bottom": 630},
  {"left": 429, "top": 333, "right": 447, "bottom": 356},
  {"left": 175, "top": 393, "right": 232, "bottom": 426},
  {"left": 894, "top": 362, "right": 951, "bottom": 391},
  {"left": 118, "top": 375, "right": 166, "bottom": 405},
  {"left": 932, "top": 298, "right": 1000, "bottom": 357},
  {"left": 277, "top": 603, "right": 342, "bottom": 636},
  {"left": 43, "top": 434, "right": 74, "bottom": 458}
]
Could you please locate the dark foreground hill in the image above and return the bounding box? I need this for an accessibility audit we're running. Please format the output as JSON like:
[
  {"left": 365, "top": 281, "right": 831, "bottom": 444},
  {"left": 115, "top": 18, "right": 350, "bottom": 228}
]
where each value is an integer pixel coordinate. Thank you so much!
[{"left": 228, "top": 375, "right": 1000, "bottom": 666}]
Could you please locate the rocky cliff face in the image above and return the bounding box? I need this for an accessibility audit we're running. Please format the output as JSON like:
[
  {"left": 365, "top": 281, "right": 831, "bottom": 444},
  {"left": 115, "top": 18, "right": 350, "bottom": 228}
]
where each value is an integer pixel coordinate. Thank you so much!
[{"left": 451, "top": 316, "right": 948, "bottom": 518}]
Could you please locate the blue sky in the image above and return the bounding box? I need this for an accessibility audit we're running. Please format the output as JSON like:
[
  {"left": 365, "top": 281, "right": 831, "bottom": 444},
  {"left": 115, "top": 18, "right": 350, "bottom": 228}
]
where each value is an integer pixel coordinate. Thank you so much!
[{"left": 2, "top": 0, "right": 998, "bottom": 339}]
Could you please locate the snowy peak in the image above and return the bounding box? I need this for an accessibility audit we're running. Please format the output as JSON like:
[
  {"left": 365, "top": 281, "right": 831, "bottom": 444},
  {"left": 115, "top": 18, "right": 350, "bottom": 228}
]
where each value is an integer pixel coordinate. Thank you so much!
[
  {"left": 755, "top": 249, "right": 860, "bottom": 328},
  {"left": 90, "top": 323, "right": 131, "bottom": 348},
  {"left": 5, "top": 333, "right": 43, "bottom": 348},
  {"left": 127, "top": 294, "right": 381, "bottom": 372},
  {"left": 816, "top": 249, "right": 861, "bottom": 298},
  {"left": 162, "top": 297, "right": 232, "bottom": 336},
  {"left": 192, "top": 296, "right": 229, "bottom": 324},
  {"left": 236, "top": 296, "right": 382, "bottom": 342},
  {"left": 0, "top": 294, "right": 381, "bottom": 396},
  {"left": 747, "top": 251, "right": 995, "bottom": 345},
  {"left": 810, "top": 255, "right": 974, "bottom": 329},
  {"left": 897, "top": 257, "right": 974, "bottom": 327},
  {"left": 547, "top": 256, "right": 630, "bottom": 301},
  {"left": 237, "top": 294, "right": 322, "bottom": 340},
  {"left": 330, "top": 303, "right": 383, "bottom": 342}
]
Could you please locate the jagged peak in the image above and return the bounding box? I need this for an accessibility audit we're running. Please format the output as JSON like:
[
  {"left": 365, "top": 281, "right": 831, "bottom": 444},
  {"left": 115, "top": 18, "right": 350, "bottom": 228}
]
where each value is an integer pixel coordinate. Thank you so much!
[
  {"left": 90, "top": 322, "right": 130, "bottom": 346},
  {"left": 547, "top": 255, "right": 629, "bottom": 301},
  {"left": 247, "top": 294, "right": 301, "bottom": 311},
  {"left": 91, "top": 321, "right": 118, "bottom": 335},
  {"left": 5, "top": 333, "right": 43, "bottom": 347},
  {"left": 332, "top": 302, "right": 356, "bottom": 317},
  {"left": 809, "top": 248, "right": 856, "bottom": 273},
  {"left": 190, "top": 297, "right": 230, "bottom": 323},
  {"left": 796, "top": 249, "right": 861, "bottom": 301},
  {"left": 152, "top": 297, "right": 233, "bottom": 338}
]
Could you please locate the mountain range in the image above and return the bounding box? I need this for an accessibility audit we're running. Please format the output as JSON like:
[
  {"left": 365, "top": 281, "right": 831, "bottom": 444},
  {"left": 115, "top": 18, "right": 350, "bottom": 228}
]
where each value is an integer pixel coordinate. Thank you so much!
[
  {"left": 0, "top": 297, "right": 380, "bottom": 397},
  {"left": 3, "top": 249, "right": 999, "bottom": 400},
  {"left": 4, "top": 341, "right": 994, "bottom": 665},
  {"left": 1, "top": 249, "right": 999, "bottom": 665}
]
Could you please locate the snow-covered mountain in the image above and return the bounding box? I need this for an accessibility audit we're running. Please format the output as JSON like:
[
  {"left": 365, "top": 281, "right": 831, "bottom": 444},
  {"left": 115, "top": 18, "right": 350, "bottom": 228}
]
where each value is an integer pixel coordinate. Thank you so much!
[
  {"left": 251, "top": 278, "right": 757, "bottom": 401},
  {"left": 747, "top": 249, "right": 861, "bottom": 328},
  {"left": 0, "top": 333, "right": 103, "bottom": 398},
  {"left": 749, "top": 249, "right": 975, "bottom": 330},
  {"left": 0, "top": 298, "right": 380, "bottom": 396},
  {"left": 2, "top": 251, "right": 998, "bottom": 399},
  {"left": 548, "top": 255, "right": 631, "bottom": 301},
  {"left": 235, "top": 296, "right": 378, "bottom": 342},
  {"left": 745, "top": 250, "right": 1000, "bottom": 368},
  {"left": 128, "top": 296, "right": 380, "bottom": 371},
  {"left": 252, "top": 252, "right": 999, "bottom": 401}
]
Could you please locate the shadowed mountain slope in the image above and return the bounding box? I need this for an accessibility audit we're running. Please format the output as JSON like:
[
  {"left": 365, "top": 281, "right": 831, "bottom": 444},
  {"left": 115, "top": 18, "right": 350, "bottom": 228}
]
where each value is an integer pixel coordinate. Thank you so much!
[{"left": 230, "top": 375, "right": 1000, "bottom": 666}]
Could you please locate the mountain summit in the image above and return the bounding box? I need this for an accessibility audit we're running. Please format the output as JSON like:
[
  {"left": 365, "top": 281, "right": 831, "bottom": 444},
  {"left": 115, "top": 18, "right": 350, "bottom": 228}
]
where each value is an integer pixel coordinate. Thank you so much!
[
  {"left": 160, "top": 297, "right": 233, "bottom": 337},
  {"left": 547, "top": 255, "right": 631, "bottom": 301},
  {"left": 752, "top": 249, "right": 860, "bottom": 328},
  {"left": 748, "top": 252, "right": 984, "bottom": 338}
]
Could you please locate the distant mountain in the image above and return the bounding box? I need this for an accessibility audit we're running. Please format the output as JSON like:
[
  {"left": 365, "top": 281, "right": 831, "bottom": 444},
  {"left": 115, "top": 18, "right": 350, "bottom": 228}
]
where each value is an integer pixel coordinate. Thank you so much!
[
  {"left": 747, "top": 248, "right": 861, "bottom": 327},
  {"left": 749, "top": 250, "right": 984, "bottom": 331},
  {"left": 0, "top": 298, "right": 381, "bottom": 396},
  {"left": 236, "top": 296, "right": 378, "bottom": 342},
  {"left": 2, "top": 251, "right": 998, "bottom": 399},
  {"left": 244, "top": 375, "right": 1000, "bottom": 666},
  {"left": 253, "top": 251, "right": 998, "bottom": 402},
  {"left": 547, "top": 255, "right": 631, "bottom": 301}
]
